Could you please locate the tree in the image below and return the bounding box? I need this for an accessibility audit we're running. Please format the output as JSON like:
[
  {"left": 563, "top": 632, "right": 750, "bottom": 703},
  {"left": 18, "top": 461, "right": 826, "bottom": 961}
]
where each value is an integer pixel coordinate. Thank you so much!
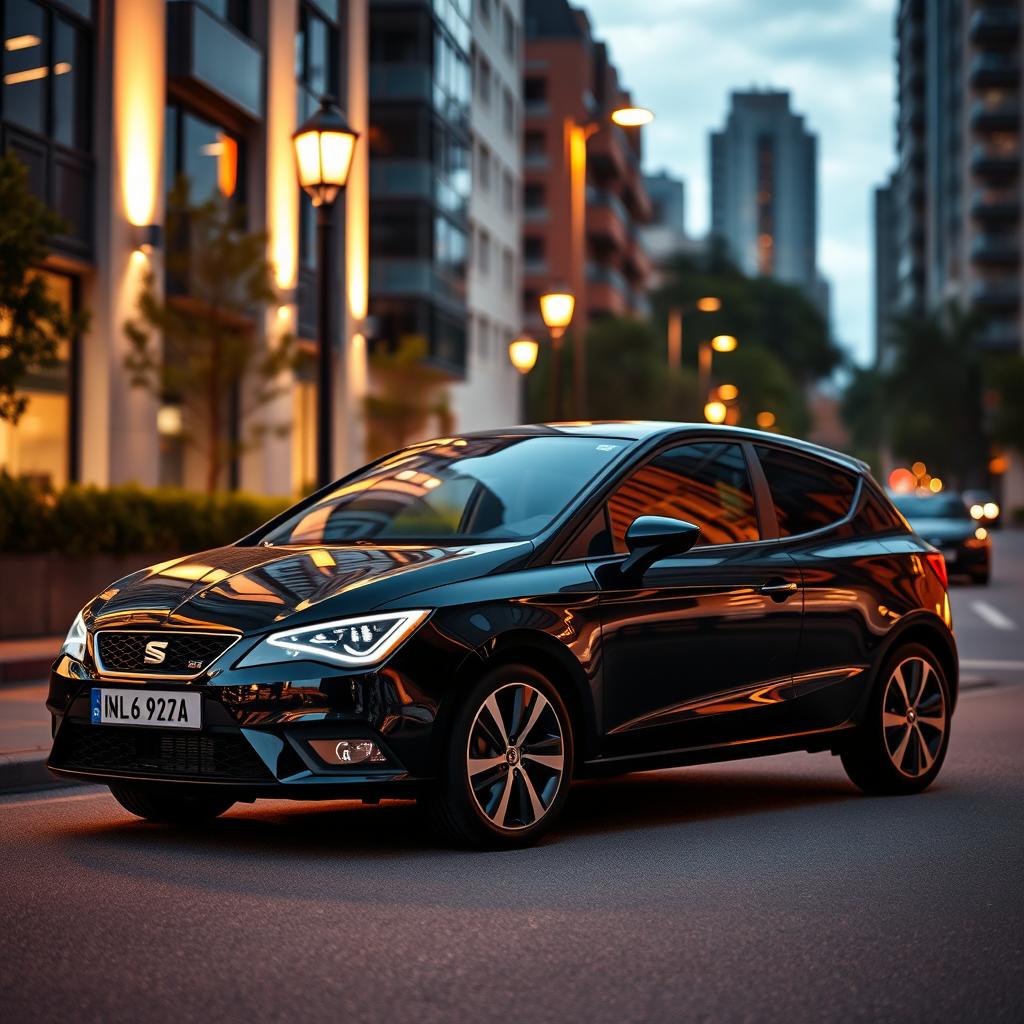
[
  {"left": 124, "top": 179, "right": 298, "bottom": 493},
  {"left": 0, "top": 155, "right": 89, "bottom": 423},
  {"left": 990, "top": 354, "right": 1024, "bottom": 456},
  {"left": 881, "top": 306, "right": 988, "bottom": 488},
  {"left": 363, "top": 337, "right": 454, "bottom": 460}
]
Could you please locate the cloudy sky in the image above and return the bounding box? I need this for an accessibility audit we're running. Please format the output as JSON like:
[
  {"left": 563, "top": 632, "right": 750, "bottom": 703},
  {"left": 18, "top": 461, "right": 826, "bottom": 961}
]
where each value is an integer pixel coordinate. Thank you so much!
[{"left": 583, "top": 0, "right": 896, "bottom": 365}]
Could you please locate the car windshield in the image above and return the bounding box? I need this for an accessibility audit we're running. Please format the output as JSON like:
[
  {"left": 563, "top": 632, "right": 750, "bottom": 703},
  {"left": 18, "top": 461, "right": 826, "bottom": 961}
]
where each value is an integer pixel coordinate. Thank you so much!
[
  {"left": 263, "top": 435, "right": 631, "bottom": 545},
  {"left": 892, "top": 494, "right": 969, "bottom": 520}
]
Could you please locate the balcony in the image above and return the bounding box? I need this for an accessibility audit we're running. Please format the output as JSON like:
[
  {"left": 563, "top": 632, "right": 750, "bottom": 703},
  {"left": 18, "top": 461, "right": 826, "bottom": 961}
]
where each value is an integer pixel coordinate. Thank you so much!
[
  {"left": 969, "top": 53, "right": 1020, "bottom": 88},
  {"left": 970, "top": 234, "right": 1020, "bottom": 266},
  {"left": 971, "top": 279, "right": 1020, "bottom": 310},
  {"left": 969, "top": 6, "right": 1020, "bottom": 47},
  {"left": 167, "top": 1, "right": 263, "bottom": 120},
  {"left": 369, "top": 64, "right": 433, "bottom": 103},
  {"left": 971, "top": 142, "right": 1020, "bottom": 177},
  {"left": 970, "top": 188, "right": 1020, "bottom": 221},
  {"left": 970, "top": 97, "right": 1020, "bottom": 133}
]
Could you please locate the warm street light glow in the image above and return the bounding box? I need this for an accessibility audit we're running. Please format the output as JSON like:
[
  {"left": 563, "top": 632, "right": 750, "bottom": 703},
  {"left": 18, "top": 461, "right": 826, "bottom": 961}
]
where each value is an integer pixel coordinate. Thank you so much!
[
  {"left": 888, "top": 467, "right": 915, "bottom": 493},
  {"left": 717, "top": 383, "right": 739, "bottom": 401},
  {"left": 711, "top": 334, "right": 737, "bottom": 353},
  {"left": 539, "top": 290, "right": 575, "bottom": 336},
  {"left": 508, "top": 336, "right": 539, "bottom": 374},
  {"left": 984, "top": 501, "right": 999, "bottom": 519},
  {"left": 756, "top": 410, "right": 776, "bottom": 429},
  {"left": 293, "top": 98, "right": 359, "bottom": 208},
  {"left": 4, "top": 35, "right": 41, "bottom": 51},
  {"left": 975, "top": 527, "right": 989, "bottom": 541},
  {"left": 704, "top": 400, "right": 728, "bottom": 424},
  {"left": 610, "top": 106, "right": 654, "bottom": 127},
  {"left": 696, "top": 296, "right": 721, "bottom": 312},
  {"left": 970, "top": 503, "right": 984, "bottom": 520},
  {"left": 4, "top": 66, "right": 48, "bottom": 85},
  {"left": 929, "top": 477, "right": 943, "bottom": 493},
  {"left": 911, "top": 460, "right": 927, "bottom": 477}
]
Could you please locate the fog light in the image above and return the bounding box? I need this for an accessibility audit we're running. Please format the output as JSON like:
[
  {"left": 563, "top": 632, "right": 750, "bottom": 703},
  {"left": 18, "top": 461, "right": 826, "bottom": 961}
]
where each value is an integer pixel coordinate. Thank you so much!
[{"left": 309, "top": 739, "right": 387, "bottom": 766}]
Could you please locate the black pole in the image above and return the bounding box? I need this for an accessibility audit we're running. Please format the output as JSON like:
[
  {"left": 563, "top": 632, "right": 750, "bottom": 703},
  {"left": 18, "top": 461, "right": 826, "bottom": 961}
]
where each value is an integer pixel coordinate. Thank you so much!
[
  {"left": 316, "top": 203, "right": 334, "bottom": 488},
  {"left": 549, "top": 332, "right": 563, "bottom": 421}
]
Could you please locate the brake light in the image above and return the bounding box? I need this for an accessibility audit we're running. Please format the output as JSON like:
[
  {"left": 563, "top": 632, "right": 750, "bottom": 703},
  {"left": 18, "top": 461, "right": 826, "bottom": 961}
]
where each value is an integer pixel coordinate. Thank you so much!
[{"left": 926, "top": 552, "right": 948, "bottom": 590}]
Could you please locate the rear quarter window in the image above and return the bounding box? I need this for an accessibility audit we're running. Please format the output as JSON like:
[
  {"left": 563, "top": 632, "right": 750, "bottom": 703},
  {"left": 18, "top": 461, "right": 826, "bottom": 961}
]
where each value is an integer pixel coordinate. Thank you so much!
[{"left": 755, "top": 446, "right": 858, "bottom": 537}]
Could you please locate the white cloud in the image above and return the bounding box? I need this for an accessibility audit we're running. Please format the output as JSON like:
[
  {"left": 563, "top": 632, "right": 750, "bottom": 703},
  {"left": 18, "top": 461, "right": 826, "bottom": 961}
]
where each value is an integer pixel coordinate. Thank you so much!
[{"left": 583, "top": 0, "right": 896, "bottom": 364}]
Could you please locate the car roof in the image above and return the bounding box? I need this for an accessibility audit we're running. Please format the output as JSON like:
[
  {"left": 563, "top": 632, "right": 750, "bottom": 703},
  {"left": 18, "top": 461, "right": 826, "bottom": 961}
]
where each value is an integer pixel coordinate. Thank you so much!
[{"left": 459, "top": 421, "right": 869, "bottom": 474}]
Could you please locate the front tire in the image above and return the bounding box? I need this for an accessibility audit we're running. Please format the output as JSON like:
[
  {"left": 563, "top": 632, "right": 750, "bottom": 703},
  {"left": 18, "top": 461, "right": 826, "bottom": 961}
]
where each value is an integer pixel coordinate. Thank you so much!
[
  {"left": 840, "top": 643, "right": 951, "bottom": 795},
  {"left": 109, "top": 782, "right": 235, "bottom": 824},
  {"left": 427, "top": 663, "right": 573, "bottom": 849}
]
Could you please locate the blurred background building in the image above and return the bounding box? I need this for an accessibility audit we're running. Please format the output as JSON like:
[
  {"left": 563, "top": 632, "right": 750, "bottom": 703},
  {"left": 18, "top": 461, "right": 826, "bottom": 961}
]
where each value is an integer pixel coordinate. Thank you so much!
[
  {"left": 0, "top": 0, "right": 369, "bottom": 496},
  {"left": 710, "top": 89, "right": 830, "bottom": 319},
  {"left": 640, "top": 168, "right": 705, "bottom": 278}
]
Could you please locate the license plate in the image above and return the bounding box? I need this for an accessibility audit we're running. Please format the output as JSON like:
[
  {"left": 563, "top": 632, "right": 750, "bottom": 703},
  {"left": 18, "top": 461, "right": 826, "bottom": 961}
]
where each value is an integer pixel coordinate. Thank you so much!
[{"left": 91, "top": 688, "right": 202, "bottom": 730}]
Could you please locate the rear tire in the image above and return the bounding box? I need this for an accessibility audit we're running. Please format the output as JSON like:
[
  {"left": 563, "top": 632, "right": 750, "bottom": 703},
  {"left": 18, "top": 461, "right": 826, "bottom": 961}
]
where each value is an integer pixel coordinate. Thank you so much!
[
  {"left": 840, "top": 643, "right": 951, "bottom": 796},
  {"left": 425, "top": 663, "right": 573, "bottom": 850},
  {"left": 109, "top": 782, "right": 235, "bottom": 824}
]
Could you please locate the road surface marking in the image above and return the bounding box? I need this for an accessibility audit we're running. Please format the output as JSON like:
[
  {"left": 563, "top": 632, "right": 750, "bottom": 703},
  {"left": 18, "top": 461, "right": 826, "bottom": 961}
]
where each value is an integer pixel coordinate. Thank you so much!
[
  {"left": 961, "top": 658, "right": 1024, "bottom": 671},
  {"left": 971, "top": 601, "right": 1017, "bottom": 631}
]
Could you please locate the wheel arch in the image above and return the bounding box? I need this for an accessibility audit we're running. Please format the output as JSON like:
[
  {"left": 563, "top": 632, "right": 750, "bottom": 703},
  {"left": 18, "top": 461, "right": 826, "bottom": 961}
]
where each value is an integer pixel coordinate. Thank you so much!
[{"left": 868, "top": 613, "right": 960, "bottom": 713}]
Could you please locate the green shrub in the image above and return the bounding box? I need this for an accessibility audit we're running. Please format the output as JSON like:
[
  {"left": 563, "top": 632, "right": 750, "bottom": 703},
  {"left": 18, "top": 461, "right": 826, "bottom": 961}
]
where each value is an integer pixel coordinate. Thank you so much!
[{"left": 0, "top": 474, "right": 288, "bottom": 555}]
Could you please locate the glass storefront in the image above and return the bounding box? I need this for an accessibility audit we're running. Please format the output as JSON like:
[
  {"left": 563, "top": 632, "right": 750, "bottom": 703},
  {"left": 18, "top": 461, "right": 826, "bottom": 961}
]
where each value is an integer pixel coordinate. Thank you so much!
[{"left": 0, "top": 270, "right": 75, "bottom": 488}]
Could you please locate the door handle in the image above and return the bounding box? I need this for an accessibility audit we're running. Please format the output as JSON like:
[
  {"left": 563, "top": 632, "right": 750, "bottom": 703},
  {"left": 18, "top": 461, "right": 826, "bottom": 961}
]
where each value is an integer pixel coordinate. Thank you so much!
[{"left": 760, "top": 580, "right": 799, "bottom": 599}]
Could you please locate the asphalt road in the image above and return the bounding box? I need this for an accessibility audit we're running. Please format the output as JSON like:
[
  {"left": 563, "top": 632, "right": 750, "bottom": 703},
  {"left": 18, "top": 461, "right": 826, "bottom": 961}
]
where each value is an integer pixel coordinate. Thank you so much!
[{"left": 2, "top": 534, "right": 1022, "bottom": 1024}]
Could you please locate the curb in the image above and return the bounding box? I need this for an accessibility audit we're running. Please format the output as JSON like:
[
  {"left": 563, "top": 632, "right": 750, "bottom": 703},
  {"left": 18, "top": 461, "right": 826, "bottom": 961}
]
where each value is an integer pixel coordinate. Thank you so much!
[
  {"left": 1, "top": 657, "right": 53, "bottom": 685},
  {"left": 0, "top": 753, "right": 71, "bottom": 794}
]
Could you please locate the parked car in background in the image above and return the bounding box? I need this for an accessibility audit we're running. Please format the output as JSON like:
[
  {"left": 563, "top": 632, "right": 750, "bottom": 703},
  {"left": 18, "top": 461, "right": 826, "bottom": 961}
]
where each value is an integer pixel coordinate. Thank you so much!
[
  {"left": 962, "top": 489, "right": 1002, "bottom": 529},
  {"left": 892, "top": 491, "right": 992, "bottom": 585},
  {"left": 47, "top": 423, "right": 958, "bottom": 848}
]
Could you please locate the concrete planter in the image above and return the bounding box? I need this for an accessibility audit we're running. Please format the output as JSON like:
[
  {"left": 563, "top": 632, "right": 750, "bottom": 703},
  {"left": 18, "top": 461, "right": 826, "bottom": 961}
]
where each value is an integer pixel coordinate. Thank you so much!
[{"left": 0, "top": 553, "right": 169, "bottom": 639}]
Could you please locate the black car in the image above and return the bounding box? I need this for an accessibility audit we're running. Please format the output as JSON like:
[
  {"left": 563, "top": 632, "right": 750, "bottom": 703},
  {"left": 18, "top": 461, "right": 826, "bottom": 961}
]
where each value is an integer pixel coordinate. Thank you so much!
[
  {"left": 47, "top": 423, "right": 957, "bottom": 848},
  {"left": 892, "top": 491, "right": 992, "bottom": 585}
]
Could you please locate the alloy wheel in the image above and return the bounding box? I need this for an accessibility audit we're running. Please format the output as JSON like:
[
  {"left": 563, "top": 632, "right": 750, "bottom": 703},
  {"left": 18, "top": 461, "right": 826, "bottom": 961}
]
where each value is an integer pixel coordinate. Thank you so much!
[
  {"left": 881, "top": 656, "right": 947, "bottom": 778},
  {"left": 465, "top": 681, "right": 566, "bottom": 831}
]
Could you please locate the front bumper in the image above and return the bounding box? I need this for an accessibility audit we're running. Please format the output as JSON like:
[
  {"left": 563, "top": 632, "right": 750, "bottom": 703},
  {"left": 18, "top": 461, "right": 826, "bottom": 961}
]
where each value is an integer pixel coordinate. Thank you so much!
[{"left": 45, "top": 630, "right": 464, "bottom": 799}]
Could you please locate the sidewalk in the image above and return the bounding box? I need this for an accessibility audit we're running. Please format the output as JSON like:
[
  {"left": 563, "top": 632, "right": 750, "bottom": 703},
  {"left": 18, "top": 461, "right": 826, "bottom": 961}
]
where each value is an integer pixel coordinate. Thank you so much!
[
  {"left": 0, "top": 681, "right": 61, "bottom": 793},
  {"left": 0, "top": 634, "right": 62, "bottom": 684}
]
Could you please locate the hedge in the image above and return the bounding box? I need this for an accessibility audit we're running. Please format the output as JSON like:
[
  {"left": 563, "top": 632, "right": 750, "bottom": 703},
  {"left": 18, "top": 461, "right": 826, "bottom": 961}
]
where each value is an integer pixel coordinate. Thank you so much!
[{"left": 0, "top": 475, "right": 289, "bottom": 555}]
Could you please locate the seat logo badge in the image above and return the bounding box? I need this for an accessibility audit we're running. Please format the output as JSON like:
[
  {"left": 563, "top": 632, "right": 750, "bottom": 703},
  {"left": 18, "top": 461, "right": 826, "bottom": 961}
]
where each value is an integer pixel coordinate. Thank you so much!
[{"left": 144, "top": 640, "right": 169, "bottom": 665}]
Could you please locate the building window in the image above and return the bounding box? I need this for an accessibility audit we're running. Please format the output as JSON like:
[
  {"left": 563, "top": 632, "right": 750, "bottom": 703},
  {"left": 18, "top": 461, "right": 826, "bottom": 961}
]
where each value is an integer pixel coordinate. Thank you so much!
[
  {"left": 502, "top": 247, "right": 513, "bottom": 289},
  {"left": 524, "top": 182, "right": 544, "bottom": 210},
  {"left": 477, "top": 316, "right": 490, "bottom": 358},
  {"left": 477, "top": 228, "right": 490, "bottom": 274},
  {"left": 477, "top": 142, "right": 491, "bottom": 192},
  {"left": 0, "top": 270, "right": 76, "bottom": 488},
  {"left": 525, "top": 129, "right": 545, "bottom": 156},
  {"left": 479, "top": 0, "right": 492, "bottom": 27},
  {"left": 477, "top": 54, "right": 491, "bottom": 107},
  {"left": 202, "top": 0, "right": 250, "bottom": 36},
  {"left": 502, "top": 7, "right": 515, "bottom": 59},
  {"left": 502, "top": 86, "right": 514, "bottom": 137},
  {"left": 503, "top": 169, "right": 514, "bottom": 213},
  {"left": 756, "top": 133, "right": 775, "bottom": 276},
  {"left": 1, "top": 0, "right": 91, "bottom": 150},
  {"left": 524, "top": 76, "right": 546, "bottom": 105},
  {"left": 165, "top": 103, "right": 244, "bottom": 206}
]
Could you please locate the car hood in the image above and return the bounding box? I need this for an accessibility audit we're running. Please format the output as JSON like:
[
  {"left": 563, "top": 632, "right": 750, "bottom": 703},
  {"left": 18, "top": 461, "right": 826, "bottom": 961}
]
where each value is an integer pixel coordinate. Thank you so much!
[
  {"left": 907, "top": 517, "right": 975, "bottom": 544},
  {"left": 87, "top": 541, "right": 533, "bottom": 634}
]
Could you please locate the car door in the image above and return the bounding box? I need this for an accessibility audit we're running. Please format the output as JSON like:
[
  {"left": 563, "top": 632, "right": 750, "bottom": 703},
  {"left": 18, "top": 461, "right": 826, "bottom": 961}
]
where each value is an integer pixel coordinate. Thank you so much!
[{"left": 590, "top": 440, "right": 804, "bottom": 758}]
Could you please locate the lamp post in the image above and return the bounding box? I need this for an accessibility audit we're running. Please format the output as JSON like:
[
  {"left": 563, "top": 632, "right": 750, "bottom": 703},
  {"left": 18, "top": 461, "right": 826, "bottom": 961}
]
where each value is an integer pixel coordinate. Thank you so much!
[
  {"left": 539, "top": 290, "right": 575, "bottom": 420},
  {"left": 292, "top": 97, "right": 359, "bottom": 488},
  {"left": 699, "top": 334, "right": 738, "bottom": 416},
  {"left": 666, "top": 296, "right": 721, "bottom": 371}
]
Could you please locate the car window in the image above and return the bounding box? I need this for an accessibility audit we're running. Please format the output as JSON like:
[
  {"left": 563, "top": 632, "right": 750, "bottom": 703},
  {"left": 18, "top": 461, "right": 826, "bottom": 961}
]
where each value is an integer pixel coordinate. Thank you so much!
[
  {"left": 755, "top": 446, "right": 858, "bottom": 537},
  {"left": 607, "top": 442, "right": 760, "bottom": 551},
  {"left": 891, "top": 494, "right": 971, "bottom": 520},
  {"left": 263, "top": 435, "right": 631, "bottom": 544}
]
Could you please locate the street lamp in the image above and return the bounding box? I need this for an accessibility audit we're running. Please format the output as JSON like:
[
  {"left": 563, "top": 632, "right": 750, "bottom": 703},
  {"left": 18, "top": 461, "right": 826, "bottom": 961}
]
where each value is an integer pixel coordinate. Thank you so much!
[
  {"left": 704, "top": 400, "right": 728, "bottom": 424},
  {"left": 539, "top": 289, "right": 575, "bottom": 420},
  {"left": 697, "top": 334, "right": 738, "bottom": 407},
  {"left": 292, "top": 96, "right": 359, "bottom": 488},
  {"left": 610, "top": 105, "right": 654, "bottom": 127},
  {"left": 666, "top": 296, "right": 721, "bottom": 371},
  {"left": 508, "top": 336, "right": 539, "bottom": 375}
]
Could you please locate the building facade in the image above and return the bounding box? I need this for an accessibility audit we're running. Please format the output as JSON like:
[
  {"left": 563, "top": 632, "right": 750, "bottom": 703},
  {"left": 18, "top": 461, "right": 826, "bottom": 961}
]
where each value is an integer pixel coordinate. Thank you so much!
[
  {"left": 710, "top": 89, "right": 826, "bottom": 315},
  {"left": 521, "top": 0, "right": 651, "bottom": 353},
  {"left": 873, "top": 175, "right": 900, "bottom": 367},
  {"left": 0, "top": 0, "right": 369, "bottom": 496},
  {"left": 450, "top": 0, "right": 523, "bottom": 430}
]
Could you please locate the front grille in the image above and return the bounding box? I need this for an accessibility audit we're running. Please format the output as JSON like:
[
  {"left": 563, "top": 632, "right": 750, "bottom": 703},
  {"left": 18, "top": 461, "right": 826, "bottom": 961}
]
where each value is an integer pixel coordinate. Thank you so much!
[
  {"left": 57, "top": 722, "right": 271, "bottom": 780},
  {"left": 95, "top": 631, "right": 237, "bottom": 676}
]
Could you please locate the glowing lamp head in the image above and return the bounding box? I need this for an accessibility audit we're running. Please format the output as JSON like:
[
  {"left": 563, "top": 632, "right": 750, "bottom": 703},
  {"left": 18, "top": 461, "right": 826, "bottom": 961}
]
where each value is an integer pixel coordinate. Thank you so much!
[
  {"left": 717, "top": 383, "right": 739, "bottom": 402},
  {"left": 756, "top": 410, "right": 776, "bottom": 429},
  {"left": 696, "top": 296, "right": 721, "bottom": 313},
  {"left": 539, "top": 290, "right": 575, "bottom": 336},
  {"left": 508, "top": 336, "right": 539, "bottom": 375},
  {"left": 610, "top": 106, "right": 654, "bottom": 127},
  {"left": 711, "top": 334, "right": 738, "bottom": 353},
  {"left": 292, "top": 97, "right": 359, "bottom": 208},
  {"left": 704, "top": 400, "right": 728, "bottom": 424}
]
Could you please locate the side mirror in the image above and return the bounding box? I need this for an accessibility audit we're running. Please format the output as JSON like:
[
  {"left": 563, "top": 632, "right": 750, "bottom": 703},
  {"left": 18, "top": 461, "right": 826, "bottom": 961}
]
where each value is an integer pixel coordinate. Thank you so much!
[{"left": 621, "top": 515, "right": 701, "bottom": 578}]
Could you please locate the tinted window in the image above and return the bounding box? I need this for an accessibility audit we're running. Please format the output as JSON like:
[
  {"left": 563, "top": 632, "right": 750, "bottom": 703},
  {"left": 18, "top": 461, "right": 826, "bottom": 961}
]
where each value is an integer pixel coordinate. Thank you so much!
[
  {"left": 608, "top": 442, "right": 760, "bottom": 550},
  {"left": 855, "top": 487, "right": 907, "bottom": 535},
  {"left": 263, "top": 436, "right": 630, "bottom": 545},
  {"left": 755, "top": 446, "right": 857, "bottom": 536}
]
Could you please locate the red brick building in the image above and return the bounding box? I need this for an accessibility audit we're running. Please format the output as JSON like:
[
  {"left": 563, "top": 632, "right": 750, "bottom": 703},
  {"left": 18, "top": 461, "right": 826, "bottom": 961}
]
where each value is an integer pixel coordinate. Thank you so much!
[{"left": 522, "top": 0, "right": 652, "bottom": 346}]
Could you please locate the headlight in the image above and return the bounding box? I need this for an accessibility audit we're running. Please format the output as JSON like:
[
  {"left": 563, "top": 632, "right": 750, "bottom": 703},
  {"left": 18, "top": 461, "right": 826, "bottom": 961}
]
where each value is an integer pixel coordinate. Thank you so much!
[
  {"left": 247, "top": 610, "right": 430, "bottom": 668},
  {"left": 61, "top": 610, "right": 87, "bottom": 662}
]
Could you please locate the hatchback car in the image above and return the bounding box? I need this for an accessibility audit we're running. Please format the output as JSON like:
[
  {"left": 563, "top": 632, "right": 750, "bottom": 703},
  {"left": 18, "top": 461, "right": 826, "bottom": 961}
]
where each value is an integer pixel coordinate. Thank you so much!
[
  {"left": 892, "top": 490, "right": 992, "bottom": 585},
  {"left": 47, "top": 423, "right": 957, "bottom": 848}
]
